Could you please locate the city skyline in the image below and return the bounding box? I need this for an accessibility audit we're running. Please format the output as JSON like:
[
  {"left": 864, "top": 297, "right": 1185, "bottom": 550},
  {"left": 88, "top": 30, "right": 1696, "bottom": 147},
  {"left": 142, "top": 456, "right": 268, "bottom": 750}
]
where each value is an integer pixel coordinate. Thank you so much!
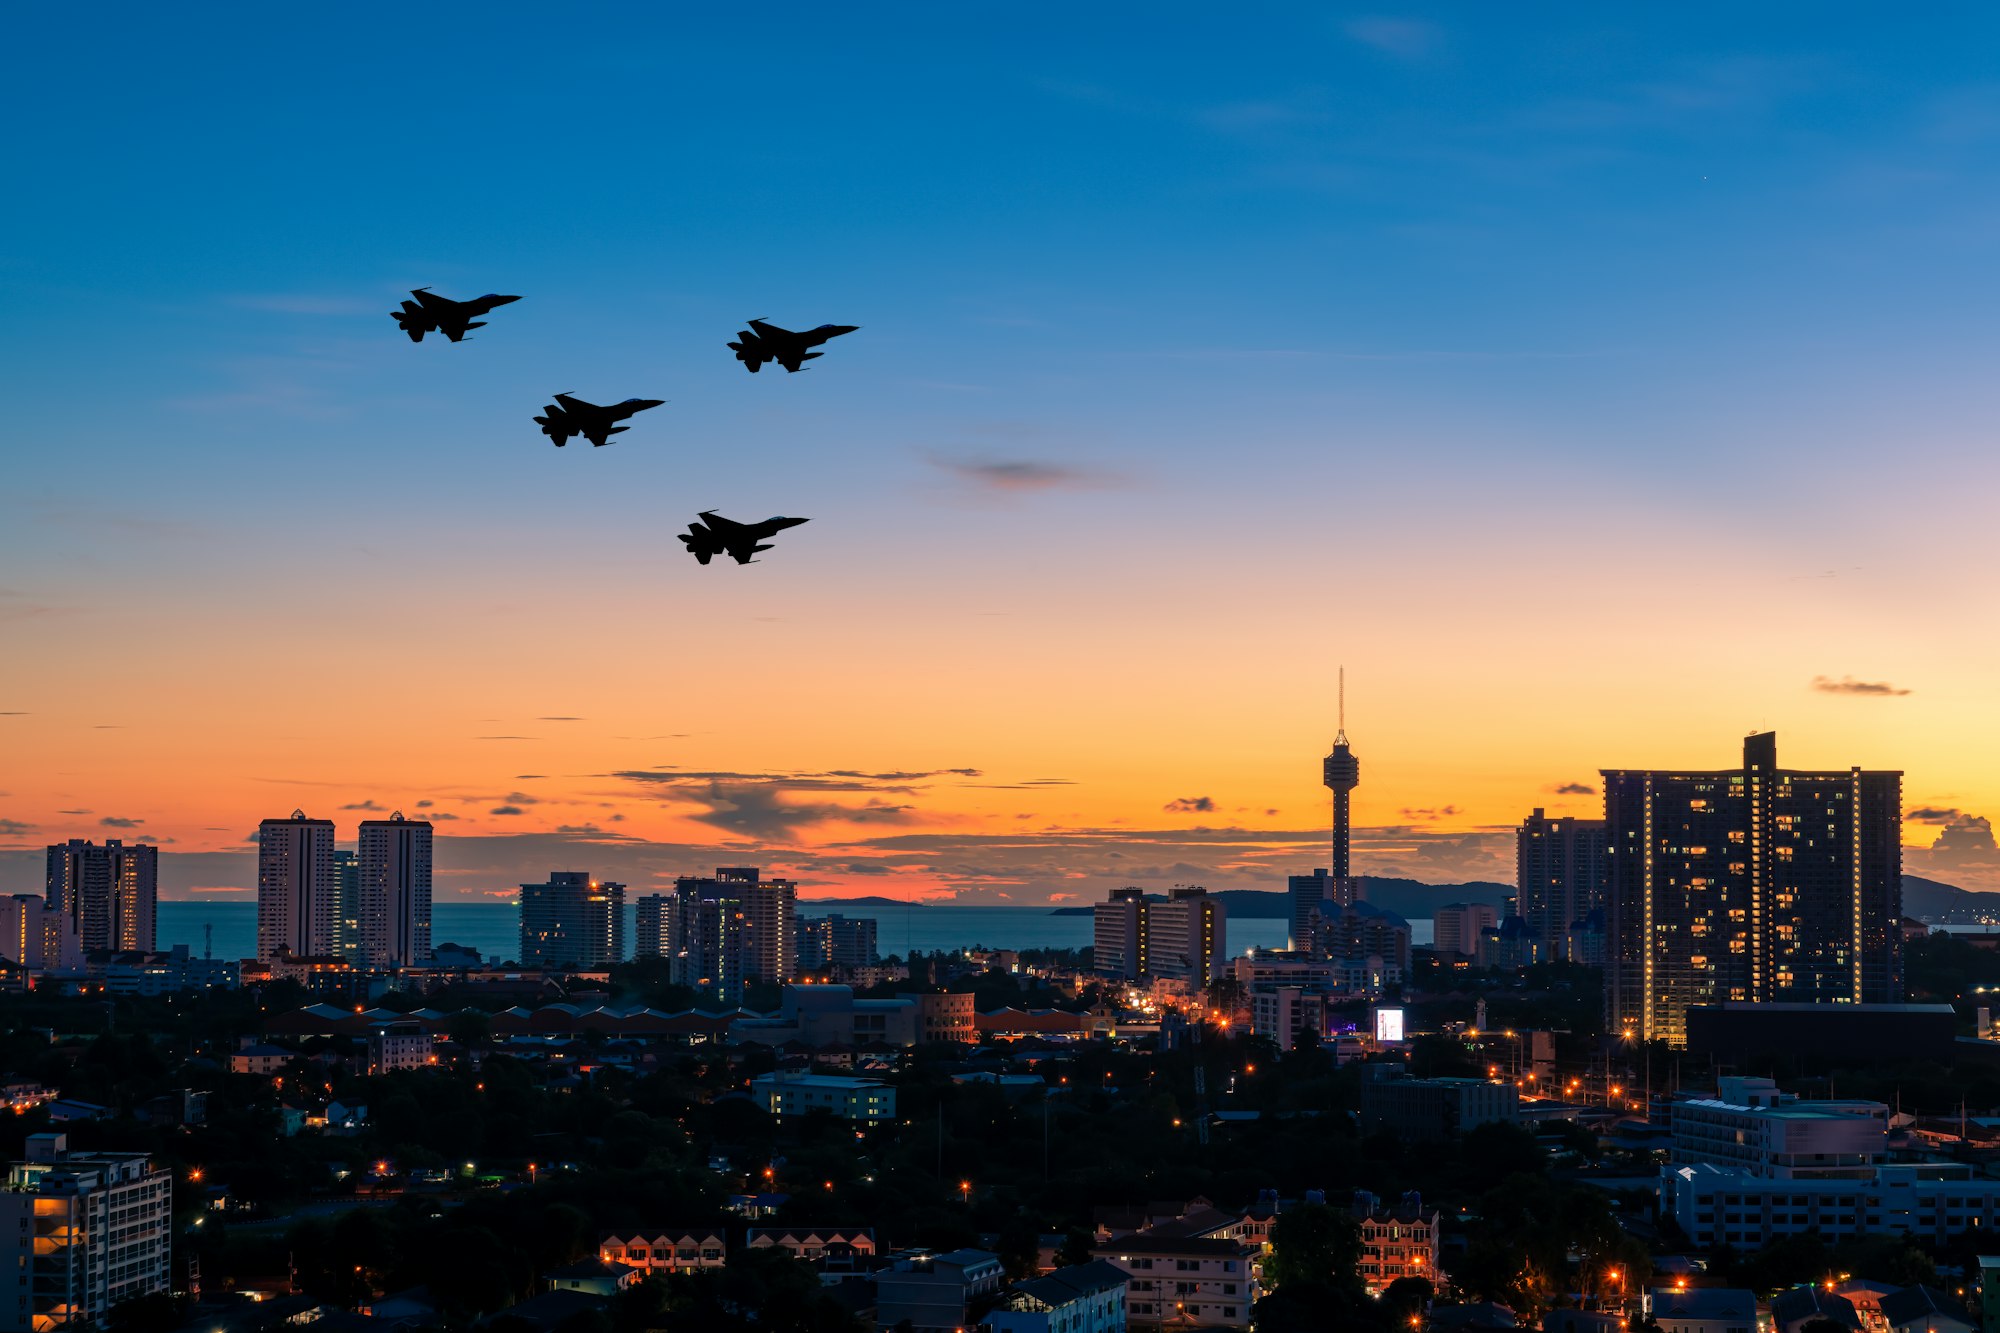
[{"left": 6, "top": 8, "right": 2000, "bottom": 904}]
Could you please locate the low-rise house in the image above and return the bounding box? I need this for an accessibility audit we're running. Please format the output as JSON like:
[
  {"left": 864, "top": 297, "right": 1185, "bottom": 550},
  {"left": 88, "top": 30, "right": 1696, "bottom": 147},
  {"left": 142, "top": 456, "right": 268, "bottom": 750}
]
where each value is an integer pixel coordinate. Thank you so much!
[
  {"left": 987, "top": 1260, "right": 1128, "bottom": 1333},
  {"left": 231, "top": 1043, "right": 293, "bottom": 1075},
  {"left": 747, "top": 1227, "right": 877, "bottom": 1267},
  {"left": 1648, "top": 1288, "right": 1757, "bottom": 1333},
  {"left": 750, "top": 1071, "right": 896, "bottom": 1122},
  {"left": 599, "top": 1231, "right": 726, "bottom": 1274},
  {"left": 1769, "top": 1286, "right": 1860, "bottom": 1333},
  {"left": 1878, "top": 1286, "right": 1975, "bottom": 1333},
  {"left": 544, "top": 1259, "right": 639, "bottom": 1296}
]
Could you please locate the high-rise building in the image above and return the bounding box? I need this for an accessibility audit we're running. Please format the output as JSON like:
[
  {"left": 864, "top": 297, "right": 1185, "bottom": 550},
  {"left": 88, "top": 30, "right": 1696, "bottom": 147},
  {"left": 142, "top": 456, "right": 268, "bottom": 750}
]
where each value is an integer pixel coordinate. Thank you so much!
[
  {"left": 1288, "top": 869, "right": 1336, "bottom": 952},
  {"left": 1516, "top": 809, "right": 1607, "bottom": 962},
  {"left": 797, "top": 914, "right": 879, "bottom": 972},
  {"left": 672, "top": 868, "right": 796, "bottom": 998},
  {"left": 1146, "top": 887, "right": 1228, "bottom": 987},
  {"left": 1604, "top": 732, "right": 1903, "bottom": 1047},
  {"left": 1433, "top": 903, "right": 1498, "bottom": 958},
  {"left": 635, "top": 893, "right": 679, "bottom": 959},
  {"left": 359, "top": 813, "right": 433, "bottom": 968},
  {"left": 1093, "top": 888, "right": 1150, "bottom": 980},
  {"left": 0, "top": 1133, "right": 172, "bottom": 1333},
  {"left": 256, "top": 811, "right": 336, "bottom": 961},
  {"left": 44, "top": 839, "right": 156, "bottom": 953},
  {"left": 0, "top": 895, "right": 72, "bottom": 970},
  {"left": 330, "top": 850, "right": 363, "bottom": 963},
  {"left": 519, "top": 873, "right": 624, "bottom": 969}
]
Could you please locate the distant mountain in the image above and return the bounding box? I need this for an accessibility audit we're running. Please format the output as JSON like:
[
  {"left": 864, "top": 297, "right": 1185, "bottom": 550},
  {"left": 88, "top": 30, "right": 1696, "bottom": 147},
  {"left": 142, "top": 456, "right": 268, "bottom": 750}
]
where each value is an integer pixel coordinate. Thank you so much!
[
  {"left": 1904, "top": 874, "right": 1999, "bottom": 921},
  {"left": 798, "top": 896, "right": 927, "bottom": 909}
]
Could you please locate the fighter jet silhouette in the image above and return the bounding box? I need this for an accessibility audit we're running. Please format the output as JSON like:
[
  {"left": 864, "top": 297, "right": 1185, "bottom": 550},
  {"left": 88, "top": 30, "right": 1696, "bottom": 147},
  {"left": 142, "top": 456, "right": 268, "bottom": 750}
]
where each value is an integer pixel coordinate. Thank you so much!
[
  {"left": 390, "top": 288, "right": 520, "bottom": 342},
  {"left": 679, "top": 511, "right": 810, "bottom": 565},
  {"left": 727, "top": 318, "right": 859, "bottom": 373},
  {"left": 533, "top": 393, "right": 665, "bottom": 448}
]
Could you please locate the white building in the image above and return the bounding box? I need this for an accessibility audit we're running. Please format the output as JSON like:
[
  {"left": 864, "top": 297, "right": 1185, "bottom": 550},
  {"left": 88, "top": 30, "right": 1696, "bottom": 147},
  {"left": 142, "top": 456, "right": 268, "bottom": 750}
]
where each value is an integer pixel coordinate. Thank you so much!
[
  {"left": 750, "top": 1072, "right": 896, "bottom": 1122},
  {"left": 1094, "top": 1235, "right": 1258, "bottom": 1329},
  {"left": 358, "top": 813, "right": 433, "bottom": 968},
  {"left": 257, "top": 811, "right": 336, "bottom": 961},
  {"left": 366, "top": 1021, "right": 434, "bottom": 1073},
  {"left": 988, "top": 1260, "right": 1129, "bottom": 1333},
  {"left": 0, "top": 1134, "right": 171, "bottom": 1333},
  {"left": 1433, "top": 903, "right": 1497, "bottom": 958}
]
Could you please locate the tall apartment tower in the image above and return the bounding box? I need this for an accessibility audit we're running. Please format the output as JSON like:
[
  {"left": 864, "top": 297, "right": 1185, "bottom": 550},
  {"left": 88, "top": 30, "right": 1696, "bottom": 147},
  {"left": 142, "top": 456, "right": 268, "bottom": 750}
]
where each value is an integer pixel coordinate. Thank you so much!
[
  {"left": 256, "top": 811, "right": 336, "bottom": 961},
  {"left": 359, "top": 813, "right": 433, "bottom": 968},
  {"left": 1516, "top": 809, "right": 1608, "bottom": 962},
  {"left": 634, "top": 893, "right": 679, "bottom": 959},
  {"left": 1148, "top": 887, "right": 1228, "bottom": 987},
  {"left": 1604, "top": 732, "right": 1903, "bottom": 1046},
  {"left": 330, "top": 850, "right": 364, "bottom": 963},
  {"left": 0, "top": 1134, "right": 172, "bottom": 1333},
  {"left": 671, "top": 867, "right": 797, "bottom": 997},
  {"left": 1093, "top": 887, "right": 1150, "bottom": 980},
  {"left": 0, "top": 896, "right": 72, "bottom": 970},
  {"left": 44, "top": 839, "right": 156, "bottom": 953},
  {"left": 798, "top": 914, "right": 880, "bottom": 972},
  {"left": 519, "top": 873, "right": 624, "bottom": 969}
]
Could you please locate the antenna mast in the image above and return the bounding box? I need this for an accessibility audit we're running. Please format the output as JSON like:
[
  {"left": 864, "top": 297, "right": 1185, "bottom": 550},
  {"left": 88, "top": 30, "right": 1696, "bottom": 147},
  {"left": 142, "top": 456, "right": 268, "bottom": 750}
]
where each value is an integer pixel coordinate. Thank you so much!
[{"left": 1336, "top": 665, "right": 1348, "bottom": 745}]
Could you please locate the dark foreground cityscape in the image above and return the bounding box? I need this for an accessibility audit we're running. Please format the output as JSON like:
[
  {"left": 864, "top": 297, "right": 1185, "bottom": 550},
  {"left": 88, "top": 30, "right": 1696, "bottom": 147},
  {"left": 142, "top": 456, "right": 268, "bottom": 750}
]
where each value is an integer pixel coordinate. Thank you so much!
[{"left": 6, "top": 731, "right": 2000, "bottom": 1333}]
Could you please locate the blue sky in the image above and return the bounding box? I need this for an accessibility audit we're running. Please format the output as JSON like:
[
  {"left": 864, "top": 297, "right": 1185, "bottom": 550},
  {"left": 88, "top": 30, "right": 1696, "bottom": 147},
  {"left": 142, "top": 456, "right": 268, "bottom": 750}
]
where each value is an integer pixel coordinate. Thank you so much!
[{"left": 6, "top": 6, "right": 2000, "bottom": 901}]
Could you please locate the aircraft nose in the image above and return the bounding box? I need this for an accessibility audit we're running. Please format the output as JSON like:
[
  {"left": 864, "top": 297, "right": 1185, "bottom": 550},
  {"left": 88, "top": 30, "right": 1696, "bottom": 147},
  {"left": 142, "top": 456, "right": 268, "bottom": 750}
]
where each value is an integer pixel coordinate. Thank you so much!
[{"left": 492, "top": 294, "right": 522, "bottom": 305}]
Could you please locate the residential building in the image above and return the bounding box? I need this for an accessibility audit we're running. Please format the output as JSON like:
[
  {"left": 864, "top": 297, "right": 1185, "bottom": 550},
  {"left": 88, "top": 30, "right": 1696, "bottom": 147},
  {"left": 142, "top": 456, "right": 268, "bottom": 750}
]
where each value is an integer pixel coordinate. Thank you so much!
[
  {"left": 1357, "top": 1074, "right": 1518, "bottom": 1142},
  {"left": 798, "top": 914, "right": 879, "bottom": 972},
  {"left": 257, "top": 811, "right": 336, "bottom": 961},
  {"left": 88, "top": 947, "right": 237, "bottom": 996},
  {"left": 0, "top": 896, "right": 73, "bottom": 970},
  {"left": 1251, "top": 987, "right": 1337, "bottom": 1052},
  {"left": 1313, "top": 902, "right": 1411, "bottom": 974},
  {"left": 359, "top": 813, "right": 432, "bottom": 968},
  {"left": 674, "top": 868, "right": 796, "bottom": 998},
  {"left": 746, "top": 1228, "right": 877, "bottom": 1266},
  {"left": 987, "top": 1260, "right": 1129, "bottom": 1333},
  {"left": 1350, "top": 1191, "right": 1439, "bottom": 1296},
  {"left": 1094, "top": 1234, "right": 1258, "bottom": 1329},
  {"left": 0, "top": 1134, "right": 172, "bottom": 1333},
  {"left": 876, "top": 1249, "right": 1005, "bottom": 1333},
  {"left": 907, "top": 990, "right": 977, "bottom": 1045},
  {"left": 1647, "top": 1288, "right": 1758, "bottom": 1333},
  {"left": 543, "top": 1260, "right": 639, "bottom": 1296},
  {"left": 519, "top": 873, "right": 624, "bottom": 969},
  {"left": 1605, "top": 732, "right": 1904, "bottom": 1046},
  {"left": 1095, "top": 889, "right": 1150, "bottom": 981},
  {"left": 330, "top": 849, "right": 363, "bottom": 963},
  {"left": 230, "top": 1042, "right": 292, "bottom": 1075},
  {"left": 1433, "top": 903, "right": 1497, "bottom": 959},
  {"left": 1659, "top": 1077, "right": 2000, "bottom": 1248},
  {"left": 365, "top": 1021, "right": 433, "bottom": 1074},
  {"left": 1517, "top": 809, "right": 1607, "bottom": 962},
  {"left": 1474, "top": 917, "right": 1543, "bottom": 970},
  {"left": 750, "top": 1072, "right": 896, "bottom": 1122},
  {"left": 1769, "top": 1286, "right": 1861, "bottom": 1333},
  {"left": 1147, "top": 888, "right": 1227, "bottom": 987},
  {"left": 45, "top": 839, "right": 155, "bottom": 954},
  {"left": 1878, "top": 1287, "right": 1974, "bottom": 1333},
  {"left": 597, "top": 1232, "right": 726, "bottom": 1275},
  {"left": 634, "top": 893, "right": 678, "bottom": 959}
]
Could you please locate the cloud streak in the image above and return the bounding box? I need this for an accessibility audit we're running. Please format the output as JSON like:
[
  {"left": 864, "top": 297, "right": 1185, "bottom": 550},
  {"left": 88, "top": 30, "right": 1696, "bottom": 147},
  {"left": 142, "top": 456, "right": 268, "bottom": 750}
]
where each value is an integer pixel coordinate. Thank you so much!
[{"left": 1812, "top": 675, "right": 1911, "bottom": 696}]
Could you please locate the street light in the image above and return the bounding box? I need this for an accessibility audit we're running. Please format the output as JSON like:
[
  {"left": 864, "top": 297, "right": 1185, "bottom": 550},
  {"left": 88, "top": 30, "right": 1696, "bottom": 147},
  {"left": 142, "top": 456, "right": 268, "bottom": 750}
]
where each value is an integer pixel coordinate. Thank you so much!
[{"left": 960, "top": 1180, "right": 972, "bottom": 1204}]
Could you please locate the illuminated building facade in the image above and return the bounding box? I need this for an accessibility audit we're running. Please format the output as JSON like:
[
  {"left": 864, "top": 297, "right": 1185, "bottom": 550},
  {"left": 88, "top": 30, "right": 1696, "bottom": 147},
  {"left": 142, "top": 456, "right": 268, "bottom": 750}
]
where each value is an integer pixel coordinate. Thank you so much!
[
  {"left": 672, "top": 867, "right": 796, "bottom": 999},
  {"left": 1093, "top": 888, "right": 1149, "bottom": 980},
  {"left": 519, "top": 872, "right": 625, "bottom": 969},
  {"left": 0, "top": 1134, "right": 171, "bottom": 1333},
  {"left": 44, "top": 840, "right": 154, "bottom": 954},
  {"left": 1605, "top": 732, "right": 1903, "bottom": 1047},
  {"left": 0, "top": 897, "right": 72, "bottom": 971},
  {"left": 1351, "top": 1191, "right": 1440, "bottom": 1295}
]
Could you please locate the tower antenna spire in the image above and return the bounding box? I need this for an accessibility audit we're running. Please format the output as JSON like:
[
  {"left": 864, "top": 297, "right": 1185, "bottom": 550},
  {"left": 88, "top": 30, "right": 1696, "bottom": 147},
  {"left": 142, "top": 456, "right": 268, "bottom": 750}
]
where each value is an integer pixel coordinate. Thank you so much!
[{"left": 1335, "top": 665, "right": 1348, "bottom": 745}]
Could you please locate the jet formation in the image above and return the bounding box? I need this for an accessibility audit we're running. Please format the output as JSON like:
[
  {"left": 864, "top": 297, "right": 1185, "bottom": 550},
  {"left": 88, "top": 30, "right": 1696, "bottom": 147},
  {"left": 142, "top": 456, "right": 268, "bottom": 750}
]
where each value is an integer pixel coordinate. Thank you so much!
[
  {"left": 396, "top": 291, "right": 859, "bottom": 564},
  {"left": 678, "top": 512, "right": 811, "bottom": 565},
  {"left": 389, "top": 288, "right": 520, "bottom": 343},
  {"left": 533, "top": 393, "right": 666, "bottom": 448},
  {"left": 728, "top": 318, "right": 860, "bottom": 373}
]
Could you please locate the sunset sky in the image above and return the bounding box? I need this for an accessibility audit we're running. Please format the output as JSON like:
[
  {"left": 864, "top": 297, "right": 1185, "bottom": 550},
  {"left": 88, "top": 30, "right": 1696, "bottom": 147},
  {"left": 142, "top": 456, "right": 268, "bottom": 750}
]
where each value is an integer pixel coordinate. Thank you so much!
[{"left": 5, "top": 7, "right": 2000, "bottom": 903}]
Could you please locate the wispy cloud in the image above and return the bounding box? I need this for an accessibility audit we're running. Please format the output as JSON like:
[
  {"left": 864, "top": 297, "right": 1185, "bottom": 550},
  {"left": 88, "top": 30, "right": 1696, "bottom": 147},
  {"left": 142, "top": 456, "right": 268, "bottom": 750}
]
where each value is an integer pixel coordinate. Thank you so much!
[
  {"left": 99, "top": 816, "right": 144, "bottom": 828},
  {"left": 925, "top": 454, "right": 1125, "bottom": 494},
  {"left": 1812, "top": 675, "right": 1911, "bottom": 697},
  {"left": 340, "top": 799, "right": 385, "bottom": 811},
  {"left": 1164, "top": 796, "right": 1216, "bottom": 813},
  {"left": 1342, "top": 17, "right": 1443, "bottom": 60},
  {"left": 1551, "top": 782, "right": 1596, "bottom": 796}
]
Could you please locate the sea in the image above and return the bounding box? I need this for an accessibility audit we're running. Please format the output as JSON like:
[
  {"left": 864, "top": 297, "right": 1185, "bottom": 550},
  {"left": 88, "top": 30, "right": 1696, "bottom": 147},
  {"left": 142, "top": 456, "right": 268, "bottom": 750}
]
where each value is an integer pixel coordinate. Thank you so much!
[{"left": 158, "top": 901, "right": 1435, "bottom": 966}]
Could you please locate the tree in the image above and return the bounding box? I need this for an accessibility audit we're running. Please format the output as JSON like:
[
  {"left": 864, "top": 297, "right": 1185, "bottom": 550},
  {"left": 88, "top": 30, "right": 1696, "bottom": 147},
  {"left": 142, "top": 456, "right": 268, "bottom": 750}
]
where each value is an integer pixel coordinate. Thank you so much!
[
  {"left": 1263, "top": 1203, "right": 1363, "bottom": 1292},
  {"left": 1056, "top": 1228, "right": 1094, "bottom": 1268}
]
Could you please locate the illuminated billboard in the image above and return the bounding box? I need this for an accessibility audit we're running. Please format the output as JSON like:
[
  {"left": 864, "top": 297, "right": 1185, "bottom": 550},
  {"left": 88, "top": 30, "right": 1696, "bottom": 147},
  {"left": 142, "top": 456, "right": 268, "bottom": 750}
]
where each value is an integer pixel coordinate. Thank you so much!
[{"left": 1374, "top": 1007, "right": 1405, "bottom": 1043}]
